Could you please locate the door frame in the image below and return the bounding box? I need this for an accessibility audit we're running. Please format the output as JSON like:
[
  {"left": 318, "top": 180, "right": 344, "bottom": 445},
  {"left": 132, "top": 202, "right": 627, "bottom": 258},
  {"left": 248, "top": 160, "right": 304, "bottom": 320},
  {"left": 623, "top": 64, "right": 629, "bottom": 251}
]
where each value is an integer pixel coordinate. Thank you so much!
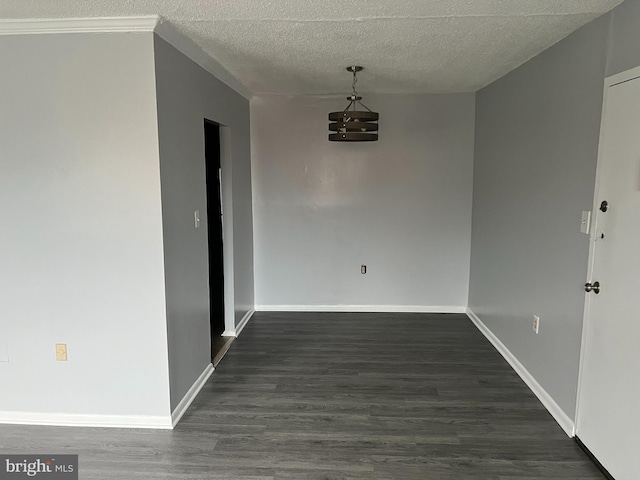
[
  {"left": 574, "top": 64, "right": 640, "bottom": 430},
  {"left": 219, "top": 125, "right": 237, "bottom": 337},
  {"left": 204, "top": 119, "right": 236, "bottom": 338}
]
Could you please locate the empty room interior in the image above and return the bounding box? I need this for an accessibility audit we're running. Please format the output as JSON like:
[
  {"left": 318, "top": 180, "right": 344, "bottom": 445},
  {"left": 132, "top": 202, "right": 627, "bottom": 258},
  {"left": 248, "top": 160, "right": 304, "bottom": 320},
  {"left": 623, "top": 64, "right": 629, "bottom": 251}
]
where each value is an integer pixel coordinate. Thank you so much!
[{"left": 1, "top": 0, "right": 639, "bottom": 479}]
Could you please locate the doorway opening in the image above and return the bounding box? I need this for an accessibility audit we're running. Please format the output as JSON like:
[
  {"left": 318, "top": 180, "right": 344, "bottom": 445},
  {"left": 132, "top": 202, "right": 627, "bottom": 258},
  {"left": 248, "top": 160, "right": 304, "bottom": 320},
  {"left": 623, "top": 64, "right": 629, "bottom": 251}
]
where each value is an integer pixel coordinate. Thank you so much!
[{"left": 204, "top": 120, "right": 232, "bottom": 364}]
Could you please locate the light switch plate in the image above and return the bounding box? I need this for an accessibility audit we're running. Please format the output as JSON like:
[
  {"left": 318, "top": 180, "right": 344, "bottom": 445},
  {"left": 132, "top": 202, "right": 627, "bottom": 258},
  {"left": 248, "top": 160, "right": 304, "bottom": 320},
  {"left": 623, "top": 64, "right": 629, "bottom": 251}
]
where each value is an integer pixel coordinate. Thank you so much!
[
  {"left": 533, "top": 315, "right": 540, "bottom": 334},
  {"left": 56, "top": 343, "right": 68, "bottom": 362},
  {"left": 0, "top": 342, "right": 8, "bottom": 362},
  {"left": 580, "top": 211, "right": 591, "bottom": 235}
]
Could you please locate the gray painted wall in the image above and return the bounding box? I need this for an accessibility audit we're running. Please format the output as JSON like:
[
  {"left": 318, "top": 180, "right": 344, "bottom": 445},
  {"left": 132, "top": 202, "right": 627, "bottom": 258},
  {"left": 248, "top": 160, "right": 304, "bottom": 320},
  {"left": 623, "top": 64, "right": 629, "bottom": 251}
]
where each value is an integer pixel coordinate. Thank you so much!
[
  {"left": 469, "top": 7, "right": 638, "bottom": 420},
  {"left": 153, "top": 36, "right": 254, "bottom": 410},
  {"left": 252, "top": 94, "right": 475, "bottom": 309},
  {"left": 607, "top": 0, "right": 640, "bottom": 76},
  {"left": 0, "top": 33, "right": 171, "bottom": 418}
]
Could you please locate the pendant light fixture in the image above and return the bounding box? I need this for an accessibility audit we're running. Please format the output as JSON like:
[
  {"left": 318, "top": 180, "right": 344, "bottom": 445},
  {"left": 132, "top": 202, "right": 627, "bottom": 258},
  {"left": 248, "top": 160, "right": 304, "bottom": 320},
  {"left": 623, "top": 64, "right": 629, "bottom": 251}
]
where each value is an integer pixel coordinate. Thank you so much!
[{"left": 329, "top": 66, "right": 379, "bottom": 142}]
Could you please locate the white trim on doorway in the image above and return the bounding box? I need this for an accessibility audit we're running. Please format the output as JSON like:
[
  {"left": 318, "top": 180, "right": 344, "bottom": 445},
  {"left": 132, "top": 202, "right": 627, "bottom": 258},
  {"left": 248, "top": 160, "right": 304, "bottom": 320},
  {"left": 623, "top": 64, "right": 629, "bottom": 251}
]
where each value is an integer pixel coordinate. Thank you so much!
[
  {"left": 223, "top": 308, "right": 255, "bottom": 337},
  {"left": 217, "top": 126, "right": 237, "bottom": 338}
]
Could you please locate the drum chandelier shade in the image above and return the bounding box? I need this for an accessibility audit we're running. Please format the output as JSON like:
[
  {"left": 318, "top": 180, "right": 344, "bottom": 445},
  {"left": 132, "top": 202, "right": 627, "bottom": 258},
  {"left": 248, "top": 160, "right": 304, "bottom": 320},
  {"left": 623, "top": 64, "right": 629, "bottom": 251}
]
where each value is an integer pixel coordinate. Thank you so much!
[{"left": 329, "top": 66, "right": 379, "bottom": 142}]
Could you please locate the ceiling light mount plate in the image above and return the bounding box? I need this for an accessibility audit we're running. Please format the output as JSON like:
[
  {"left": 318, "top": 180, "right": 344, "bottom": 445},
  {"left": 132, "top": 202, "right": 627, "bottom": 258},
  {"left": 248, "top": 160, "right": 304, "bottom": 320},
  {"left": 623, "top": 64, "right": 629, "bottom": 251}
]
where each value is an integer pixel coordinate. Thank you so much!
[{"left": 346, "top": 66, "right": 363, "bottom": 73}]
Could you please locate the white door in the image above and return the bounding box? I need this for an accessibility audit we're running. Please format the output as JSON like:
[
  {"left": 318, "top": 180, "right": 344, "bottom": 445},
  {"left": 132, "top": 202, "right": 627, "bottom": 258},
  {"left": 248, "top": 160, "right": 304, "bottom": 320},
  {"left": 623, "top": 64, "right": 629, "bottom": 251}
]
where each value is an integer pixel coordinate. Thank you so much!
[{"left": 576, "top": 68, "right": 640, "bottom": 480}]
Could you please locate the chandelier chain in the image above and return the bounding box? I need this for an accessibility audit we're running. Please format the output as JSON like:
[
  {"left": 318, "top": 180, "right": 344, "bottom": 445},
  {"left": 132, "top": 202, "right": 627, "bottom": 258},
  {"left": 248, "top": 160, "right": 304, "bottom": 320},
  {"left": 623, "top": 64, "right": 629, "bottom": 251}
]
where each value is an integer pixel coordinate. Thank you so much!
[{"left": 352, "top": 69, "right": 358, "bottom": 97}]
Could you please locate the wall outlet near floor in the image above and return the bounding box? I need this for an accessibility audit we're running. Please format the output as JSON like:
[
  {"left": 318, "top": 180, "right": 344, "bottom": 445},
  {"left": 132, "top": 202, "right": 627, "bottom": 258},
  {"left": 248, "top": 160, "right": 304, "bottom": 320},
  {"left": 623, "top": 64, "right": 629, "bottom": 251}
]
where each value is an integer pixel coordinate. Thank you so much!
[
  {"left": 533, "top": 315, "right": 540, "bottom": 334},
  {"left": 55, "top": 343, "right": 68, "bottom": 361},
  {"left": 361, "top": 265, "right": 367, "bottom": 274}
]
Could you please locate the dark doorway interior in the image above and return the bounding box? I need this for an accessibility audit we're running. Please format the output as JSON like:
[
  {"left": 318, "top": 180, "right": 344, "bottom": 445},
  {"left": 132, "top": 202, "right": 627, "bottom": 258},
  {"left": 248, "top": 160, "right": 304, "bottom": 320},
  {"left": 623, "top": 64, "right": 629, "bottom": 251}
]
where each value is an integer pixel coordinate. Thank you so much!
[{"left": 204, "top": 120, "right": 226, "bottom": 360}]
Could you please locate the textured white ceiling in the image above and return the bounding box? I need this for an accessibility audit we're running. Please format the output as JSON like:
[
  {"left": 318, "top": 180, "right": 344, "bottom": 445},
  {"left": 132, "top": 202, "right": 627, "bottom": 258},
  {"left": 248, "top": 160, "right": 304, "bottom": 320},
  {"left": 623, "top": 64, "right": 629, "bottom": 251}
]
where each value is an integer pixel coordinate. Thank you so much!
[{"left": 0, "top": 0, "right": 623, "bottom": 94}]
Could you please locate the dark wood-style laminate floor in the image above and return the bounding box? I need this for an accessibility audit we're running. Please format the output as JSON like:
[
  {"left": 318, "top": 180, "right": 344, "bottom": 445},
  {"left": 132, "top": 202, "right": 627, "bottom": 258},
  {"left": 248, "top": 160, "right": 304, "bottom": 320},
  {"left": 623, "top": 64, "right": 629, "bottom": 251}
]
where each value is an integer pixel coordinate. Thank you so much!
[{"left": 0, "top": 312, "right": 604, "bottom": 480}]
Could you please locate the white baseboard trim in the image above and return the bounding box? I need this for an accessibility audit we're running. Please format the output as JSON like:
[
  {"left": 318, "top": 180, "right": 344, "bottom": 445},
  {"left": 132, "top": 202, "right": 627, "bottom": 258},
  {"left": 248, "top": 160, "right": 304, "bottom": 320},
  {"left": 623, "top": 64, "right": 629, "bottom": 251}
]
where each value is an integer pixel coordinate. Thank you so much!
[
  {"left": 222, "top": 308, "right": 256, "bottom": 337},
  {"left": 222, "top": 308, "right": 255, "bottom": 337},
  {"left": 255, "top": 305, "right": 466, "bottom": 314},
  {"left": 171, "top": 363, "right": 214, "bottom": 427},
  {"left": 236, "top": 308, "right": 256, "bottom": 337},
  {"left": 0, "top": 411, "right": 172, "bottom": 429},
  {"left": 235, "top": 308, "right": 255, "bottom": 337},
  {"left": 466, "top": 308, "right": 575, "bottom": 437}
]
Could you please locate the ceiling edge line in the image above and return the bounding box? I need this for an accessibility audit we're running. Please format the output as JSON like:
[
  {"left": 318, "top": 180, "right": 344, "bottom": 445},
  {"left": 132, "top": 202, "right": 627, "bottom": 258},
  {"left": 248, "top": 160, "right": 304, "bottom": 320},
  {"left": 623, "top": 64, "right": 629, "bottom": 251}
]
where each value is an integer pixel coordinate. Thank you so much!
[
  {"left": 0, "top": 16, "right": 253, "bottom": 100},
  {"left": 153, "top": 19, "right": 253, "bottom": 100},
  {"left": 251, "top": 90, "right": 475, "bottom": 97},
  {"left": 177, "top": 12, "right": 608, "bottom": 23},
  {"left": 0, "top": 16, "right": 160, "bottom": 35}
]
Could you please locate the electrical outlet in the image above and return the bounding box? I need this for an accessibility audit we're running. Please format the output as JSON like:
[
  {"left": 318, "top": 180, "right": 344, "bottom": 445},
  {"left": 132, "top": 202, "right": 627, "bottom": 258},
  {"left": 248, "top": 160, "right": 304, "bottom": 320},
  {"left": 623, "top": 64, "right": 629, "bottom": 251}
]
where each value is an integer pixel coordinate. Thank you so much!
[
  {"left": 533, "top": 315, "right": 540, "bottom": 334},
  {"left": 56, "top": 343, "right": 68, "bottom": 361},
  {"left": 361, "top": 265, "right": 367, "bottom": 274}
]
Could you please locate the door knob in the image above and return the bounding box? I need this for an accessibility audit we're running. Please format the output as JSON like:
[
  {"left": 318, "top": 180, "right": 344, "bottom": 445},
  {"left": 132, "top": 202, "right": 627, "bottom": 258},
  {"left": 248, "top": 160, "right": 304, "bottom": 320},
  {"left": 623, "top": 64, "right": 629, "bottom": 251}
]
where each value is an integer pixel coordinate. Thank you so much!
[
  {"left": 585, "top": 281, "right": 601, "bottom": 294},
  {"left": 599, "top": 201, "right": 609, "bottom": 213}
]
